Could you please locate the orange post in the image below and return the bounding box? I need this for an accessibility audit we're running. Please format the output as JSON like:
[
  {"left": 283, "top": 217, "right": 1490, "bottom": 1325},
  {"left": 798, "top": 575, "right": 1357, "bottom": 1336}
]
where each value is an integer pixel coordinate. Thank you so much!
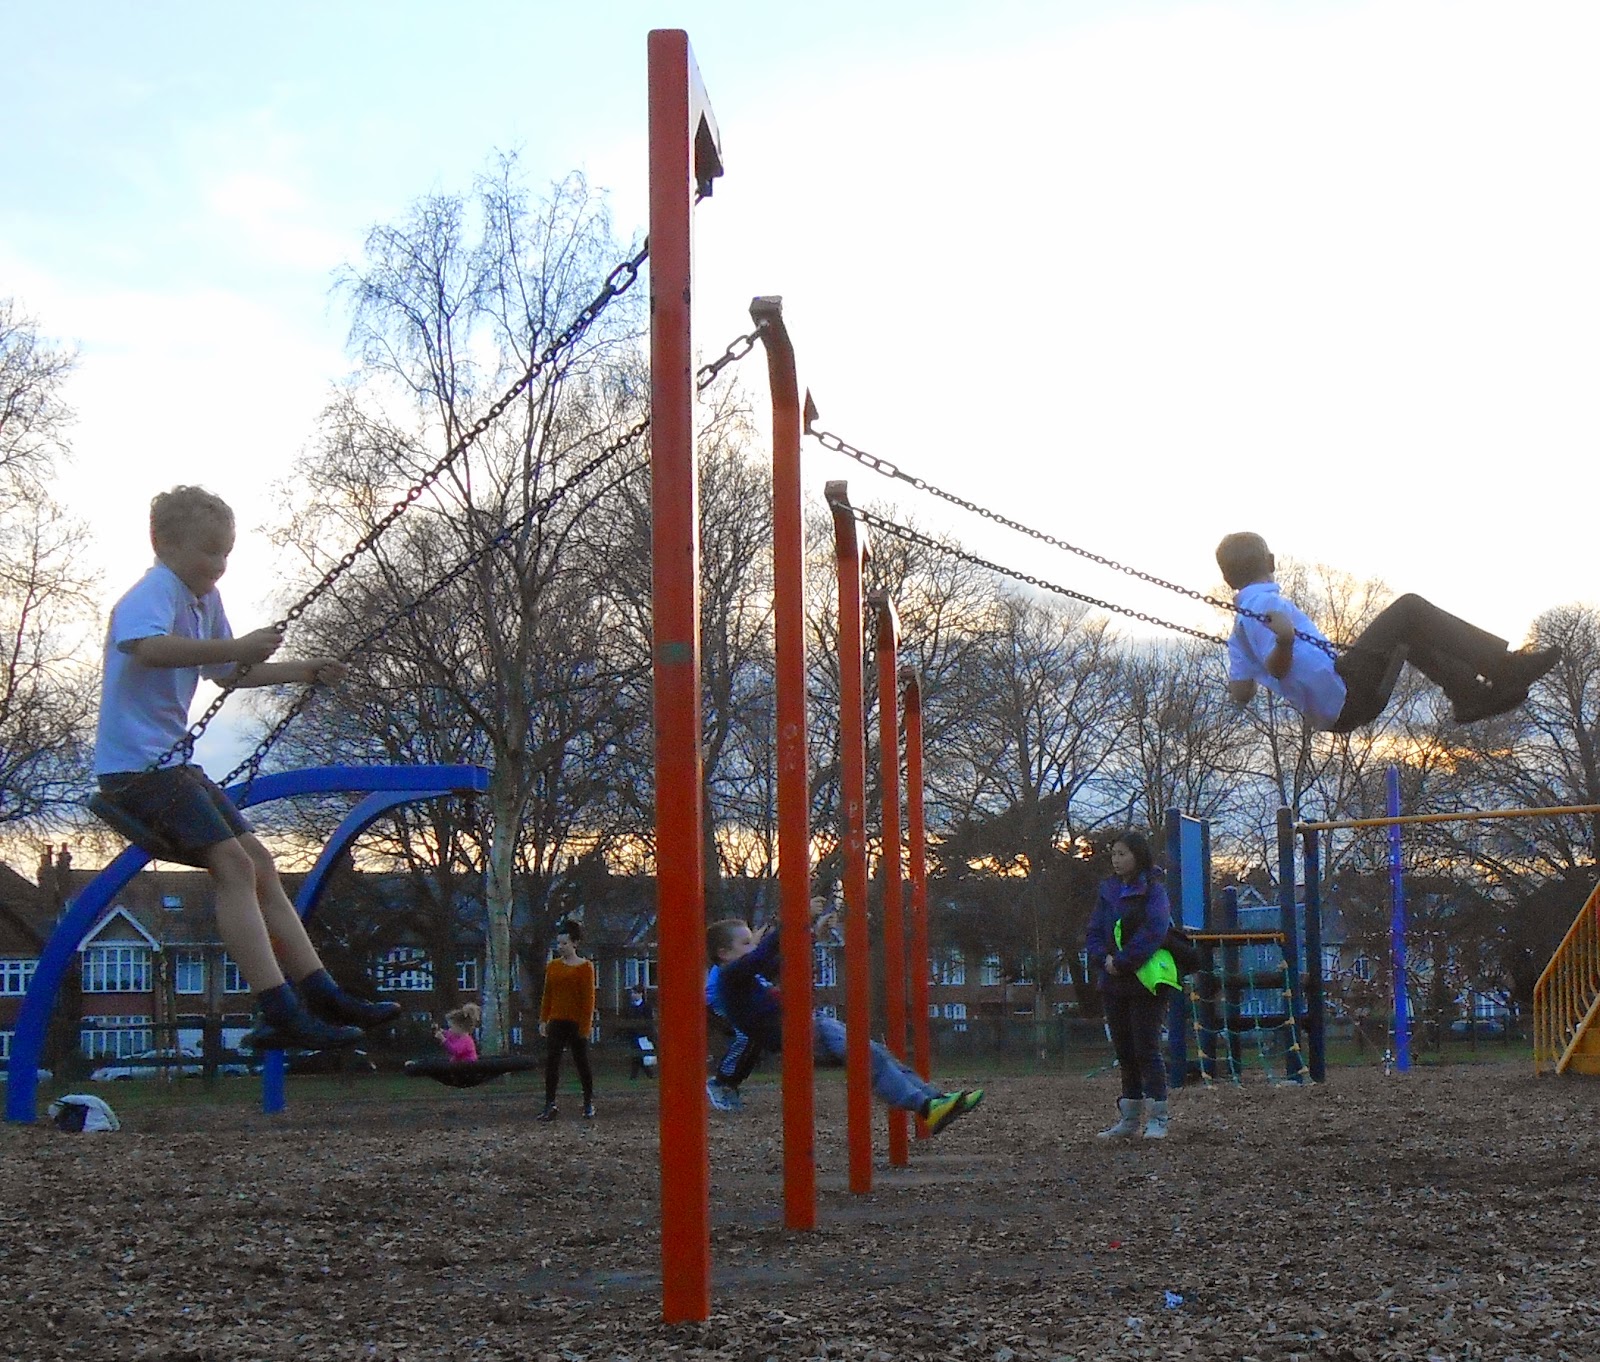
[
  {"left": 870, "top": 591, "right": 909, "bottom": 1167},
  {"left": 825, "top": 478, "right": 874, "bottom": 1194},
  {"left": 751, "top": 298, "right": 816, "bottom": 1229},
  {"left": 900, "top": 667, "right": 933, "bottom": 1133},
  {"left": 647, "top": 28, "right": 722, "bottom": 1323}
]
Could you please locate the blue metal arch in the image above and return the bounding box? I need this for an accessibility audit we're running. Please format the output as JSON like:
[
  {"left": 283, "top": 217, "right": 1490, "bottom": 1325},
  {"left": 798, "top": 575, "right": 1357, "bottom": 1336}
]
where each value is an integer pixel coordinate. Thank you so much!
[{"left": 6, "top": 764, "right": 489, "bottom": 1123}]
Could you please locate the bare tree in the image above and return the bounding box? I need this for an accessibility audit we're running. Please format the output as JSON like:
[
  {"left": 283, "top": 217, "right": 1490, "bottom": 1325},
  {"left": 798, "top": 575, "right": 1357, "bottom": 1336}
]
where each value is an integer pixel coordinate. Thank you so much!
[
  {"left": 0, "top": 301, "right": 98, "bottom": 828},
  {"left": 267, "top": 162, "right": 647, "bottom": 1049}
]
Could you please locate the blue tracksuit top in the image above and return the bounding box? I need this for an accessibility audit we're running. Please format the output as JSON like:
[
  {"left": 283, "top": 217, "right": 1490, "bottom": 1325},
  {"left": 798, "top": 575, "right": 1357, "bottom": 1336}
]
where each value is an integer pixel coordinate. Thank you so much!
[{"left": 706, "top": 928, "right": 783, "bottom": 1048}]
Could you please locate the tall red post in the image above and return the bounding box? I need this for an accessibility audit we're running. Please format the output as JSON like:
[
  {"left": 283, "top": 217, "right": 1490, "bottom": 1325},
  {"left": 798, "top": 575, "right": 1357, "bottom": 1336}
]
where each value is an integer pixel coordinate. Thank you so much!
[
  {"left": 751, "top": 298, "right": 816, "bottom": 1229},
  {"left": 648, "top": 28, "right": 722, "bottom": 1323},
  {"left": 825, "top": 479, "right": 874, "bottom": 1194},
  {"left": 900, "top": 667, "right": 933, "bottom": 1135},
  {"left": 869, "top": 591, "right": 909, "bottom": 1167}
]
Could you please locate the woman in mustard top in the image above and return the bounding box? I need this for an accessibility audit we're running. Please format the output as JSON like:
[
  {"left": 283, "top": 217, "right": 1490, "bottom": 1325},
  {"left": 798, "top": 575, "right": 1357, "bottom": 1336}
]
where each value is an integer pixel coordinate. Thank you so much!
[{"left": 537, "top": 919, "right": 596, "bottom": 1121}]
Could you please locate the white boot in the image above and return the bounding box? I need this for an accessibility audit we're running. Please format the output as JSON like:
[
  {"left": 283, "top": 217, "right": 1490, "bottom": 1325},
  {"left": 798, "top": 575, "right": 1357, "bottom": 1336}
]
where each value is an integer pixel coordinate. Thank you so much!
[
  {"left": 1096, "top": 1097, "right": 1142, "bottom": 1139},
  {"left": 1143, "top": 1098, "right": 1170, "bottom": 1140}
]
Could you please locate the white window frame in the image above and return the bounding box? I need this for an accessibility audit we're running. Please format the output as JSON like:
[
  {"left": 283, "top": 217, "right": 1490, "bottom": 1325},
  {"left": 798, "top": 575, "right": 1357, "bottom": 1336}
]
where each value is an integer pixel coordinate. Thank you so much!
[
  {"left": 813, "top": 943, "right": 838, "bottom": 989},
  {"left": 941, "top": 1002, "right": 968, "bottom": 1032},
  {"left": 980, "top": 954, "right": 1004, "bottom": 987},
  {"left": 173, "top": 950, "right": 206, "bottom": 995},
  {"left": 0, "top": 1030, "right": 11, "bottom": 1060},
  {"left": 456, "top": 957, "right": 478, "bottom": 993},
  {"left": 379, "top": 946, "right": 433, "bottom": 992},
  {"left": 82, "top": 946, "right": 152, "bottom": 995},
  {"left": 80, "top": 1017, "right": 154, "bottom": 1058},
  {"left": 623, "top": 957, "right": 658, "bottom": 990},
  {"left": 221, "top": 955, "right": 251, "bottom": 994},
  {"left": 930, "top": 951, "right": 965, "bottom": 987},
  {"left": 0, "top": 959, "right": 37, "bottom": 997}
]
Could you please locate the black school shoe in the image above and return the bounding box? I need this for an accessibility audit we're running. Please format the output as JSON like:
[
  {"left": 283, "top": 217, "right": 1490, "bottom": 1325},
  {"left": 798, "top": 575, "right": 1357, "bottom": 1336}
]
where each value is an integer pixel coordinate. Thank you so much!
[
  {"left": 298, "top": 969, "right": 403, "bottom": 1031},
  {"left": 242, "top": 1010, "right": 365, "bottom": 1053}
]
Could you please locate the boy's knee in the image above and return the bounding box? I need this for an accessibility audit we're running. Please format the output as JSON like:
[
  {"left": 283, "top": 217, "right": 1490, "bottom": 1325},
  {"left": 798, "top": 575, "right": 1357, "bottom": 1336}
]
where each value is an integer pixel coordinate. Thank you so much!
[{"left": 205, "top": 838, "right": 254, "bottom": 884}]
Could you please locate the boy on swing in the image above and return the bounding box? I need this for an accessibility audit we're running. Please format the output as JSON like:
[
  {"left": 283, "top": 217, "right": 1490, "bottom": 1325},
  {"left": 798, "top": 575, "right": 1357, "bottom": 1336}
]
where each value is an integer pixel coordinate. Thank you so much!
[
  {"left": 94, "top": 486, "right": 400, "bottom": 1051},
  {"left": 706, "top": 898, "right": 983, "bottom": 1134},
  {"left": 1215, "top": 532, "right": 1559, "bottom": 731}
]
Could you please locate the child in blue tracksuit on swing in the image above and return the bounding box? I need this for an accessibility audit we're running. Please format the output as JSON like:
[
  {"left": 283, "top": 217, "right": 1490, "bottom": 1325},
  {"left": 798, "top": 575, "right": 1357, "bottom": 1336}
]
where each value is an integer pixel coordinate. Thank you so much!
[{"left": 706, "top": 898, "right": 983, "bottom": 1133}]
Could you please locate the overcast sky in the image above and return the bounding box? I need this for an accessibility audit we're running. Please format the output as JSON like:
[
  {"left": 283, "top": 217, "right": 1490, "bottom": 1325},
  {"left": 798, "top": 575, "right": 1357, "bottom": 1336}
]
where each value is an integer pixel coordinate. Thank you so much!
[{"left": 5, "top": 0, "right": 1596, "bottom": 772}]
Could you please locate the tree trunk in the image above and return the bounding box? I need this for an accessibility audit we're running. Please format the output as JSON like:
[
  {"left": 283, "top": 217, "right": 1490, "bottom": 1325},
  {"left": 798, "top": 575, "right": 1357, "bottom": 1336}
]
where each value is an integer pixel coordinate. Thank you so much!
[{"left": 482, "top": 777, "right": 521, "bottom": 1053}]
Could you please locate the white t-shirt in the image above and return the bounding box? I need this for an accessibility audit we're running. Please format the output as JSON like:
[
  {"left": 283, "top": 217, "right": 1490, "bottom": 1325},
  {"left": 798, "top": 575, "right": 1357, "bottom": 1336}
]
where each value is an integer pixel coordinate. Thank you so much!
[
  {"left": 1226, "top": 580, "right": 1346, "bottom": 730},
  {"left": 93, "top": 562, "right": 235, "bottom": 775}
]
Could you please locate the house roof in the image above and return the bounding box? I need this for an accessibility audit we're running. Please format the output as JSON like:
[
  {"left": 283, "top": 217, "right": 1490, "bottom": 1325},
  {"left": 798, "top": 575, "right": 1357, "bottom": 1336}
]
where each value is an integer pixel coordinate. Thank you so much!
[{"left": 0, "top": 864, "right": 46, "bottom": 955}]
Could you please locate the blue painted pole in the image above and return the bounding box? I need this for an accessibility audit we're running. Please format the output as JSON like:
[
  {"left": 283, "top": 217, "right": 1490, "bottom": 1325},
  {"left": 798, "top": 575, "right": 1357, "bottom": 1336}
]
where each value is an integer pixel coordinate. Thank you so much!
[
  {"left": 1164, "top": 809, "right": 1187, "bottom": 1088},
  {"left": 1302, "top": 828, "right": 1325, "bottom": 1082},
  {"left": 262, "top": 1052, "right": 287, "bottom": 1114},
  {"left": 1388, "top": 765, "right": 1411, "bottom": 1073}
]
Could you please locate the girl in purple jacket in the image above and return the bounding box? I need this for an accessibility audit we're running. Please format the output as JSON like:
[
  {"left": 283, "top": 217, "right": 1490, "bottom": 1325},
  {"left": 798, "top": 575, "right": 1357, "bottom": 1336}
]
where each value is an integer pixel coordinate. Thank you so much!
[{"left": 1084, "top": 831, "right": 1179, "bottom": 1140}]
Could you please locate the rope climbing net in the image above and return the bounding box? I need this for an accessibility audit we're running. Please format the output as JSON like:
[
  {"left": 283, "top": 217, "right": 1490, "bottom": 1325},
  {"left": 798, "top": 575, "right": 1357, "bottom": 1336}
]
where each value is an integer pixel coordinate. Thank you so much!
[{"left": 1184, "top": 934, "right": 1309, "bottom": 1087}]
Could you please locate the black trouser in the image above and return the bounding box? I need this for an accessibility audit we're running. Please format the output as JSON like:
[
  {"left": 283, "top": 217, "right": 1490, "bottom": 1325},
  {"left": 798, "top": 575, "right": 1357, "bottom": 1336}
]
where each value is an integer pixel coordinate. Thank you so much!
[
  {"left": 544, "top": 1019, "right": 593, "bottom": 1103},
  {"left": 1332, "top": 593, "right": 1508, "bottom": 730},
  {"left": 1103, "top": 985, "right": 1169, "bottom": 1102}
]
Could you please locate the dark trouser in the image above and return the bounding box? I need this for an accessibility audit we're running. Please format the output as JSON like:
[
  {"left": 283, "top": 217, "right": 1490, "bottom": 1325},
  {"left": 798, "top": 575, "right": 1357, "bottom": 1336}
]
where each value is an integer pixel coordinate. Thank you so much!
[
  {"left": 544, "top": 1019, "right": 593, "bottom": 1103},
  {"left": 628, "top": 1032, "right": 655, "bottom": 1079},
  {"left": 1332, "top": 593, "right": 1509, "bottom": 730},
  {"left": 714, "top": 1028, "right": 762, "bottom": 1089},
  {"left": 1104, "top": 985, "right": 1170, "bottom": 1102}
]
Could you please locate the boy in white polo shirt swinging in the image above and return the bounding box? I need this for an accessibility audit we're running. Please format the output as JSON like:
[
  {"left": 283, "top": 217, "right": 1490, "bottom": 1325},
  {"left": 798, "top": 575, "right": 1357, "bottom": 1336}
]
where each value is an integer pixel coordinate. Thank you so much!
[
  {"left": 94, "top": 485, "right": 399, "bottom": 1052},
  {"left": 1215, "top": 531, "right": 1558, "bottom": 732}
]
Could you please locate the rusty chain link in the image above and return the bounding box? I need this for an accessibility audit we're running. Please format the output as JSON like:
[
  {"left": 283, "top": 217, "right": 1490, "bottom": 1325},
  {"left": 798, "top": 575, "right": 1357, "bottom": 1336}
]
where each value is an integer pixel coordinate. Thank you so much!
[
  {"left": 850, "top": 505, "right": 1232, "bottom": 647},
  {"left": 154, "top": 241, "right": 651, "bottom": 774},
  {"left": 220, "top": 326, "right": 762, "bottom": 792},
  {"left": 809, "top": 424, "right": 1340, "bottom": 659}
]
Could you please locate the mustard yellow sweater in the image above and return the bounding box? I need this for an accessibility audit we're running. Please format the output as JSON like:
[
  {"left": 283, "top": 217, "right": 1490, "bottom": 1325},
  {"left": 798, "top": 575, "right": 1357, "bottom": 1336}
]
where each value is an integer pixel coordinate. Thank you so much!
[{"left": 540, "top": 956, "right": 596, "bottom": 1026}]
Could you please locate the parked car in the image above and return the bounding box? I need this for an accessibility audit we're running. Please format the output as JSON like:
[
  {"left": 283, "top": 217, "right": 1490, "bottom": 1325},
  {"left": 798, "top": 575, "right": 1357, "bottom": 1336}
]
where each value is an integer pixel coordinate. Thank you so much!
[
  {"left": 91, "top": 1047, "right": 204, "bottom": 1081},
  {"left": 284, "top": 1048, "right": 376, "bottom": 1076},
  {"left": 89, "top": 1047, "right": 259, "bottom": 1080},
  {"left": 1448, "top": 1017, "right": 1508, "bottom": 1038}
]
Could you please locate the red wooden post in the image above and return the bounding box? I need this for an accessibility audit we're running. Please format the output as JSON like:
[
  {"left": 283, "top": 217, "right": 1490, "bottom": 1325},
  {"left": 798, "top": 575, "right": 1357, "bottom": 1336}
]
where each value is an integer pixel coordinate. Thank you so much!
[
  {"left": 751, "top": 298, "right": 816, "bottom": 1229},
  {"left": 900, "top": 667, "right": 933, "bottom": 1135},
  {"left": 825, "top": 479, "right": 874, "bottom": 1194},
  {"left": 870, "top": 591, "right": 909, "bottom": 1166},
  {"left": 648, "top": 28, "right": 722, "bottom": 1323}
]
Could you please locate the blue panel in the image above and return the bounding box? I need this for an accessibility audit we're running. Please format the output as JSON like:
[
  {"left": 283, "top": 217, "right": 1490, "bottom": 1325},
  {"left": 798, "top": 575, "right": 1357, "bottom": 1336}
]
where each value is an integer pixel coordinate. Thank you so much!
[{"left": 1179, "top": 817, "right": 1206, "bottom": 930}]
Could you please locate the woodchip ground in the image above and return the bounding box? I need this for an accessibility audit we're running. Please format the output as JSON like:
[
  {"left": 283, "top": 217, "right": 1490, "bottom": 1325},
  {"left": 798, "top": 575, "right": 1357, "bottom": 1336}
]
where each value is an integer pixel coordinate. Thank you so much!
[{"left": 2, "top": 1060, "right": 1596, "bottom": 1361}]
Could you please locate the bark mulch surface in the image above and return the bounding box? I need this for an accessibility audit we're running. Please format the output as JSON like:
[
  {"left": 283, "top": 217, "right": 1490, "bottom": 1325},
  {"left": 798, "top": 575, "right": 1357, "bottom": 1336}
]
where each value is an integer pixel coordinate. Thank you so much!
[{"left": 2, "top": 1061, "right": 1597, "bottom": 1361}]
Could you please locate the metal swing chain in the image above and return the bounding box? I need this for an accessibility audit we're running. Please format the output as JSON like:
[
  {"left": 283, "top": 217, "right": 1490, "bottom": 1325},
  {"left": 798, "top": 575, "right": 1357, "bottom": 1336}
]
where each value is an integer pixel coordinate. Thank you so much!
[
  {"left": 161, "top": 241, "right": 652, "bottom": 774},
  {"left": 809, "top": 424, "right": 1341, "bottom": 659},
  {"left": 221, "top": 324, "right": 765, "bottom": 792},
  {"left": 848, "top": 505, "right": 1232, "bottom": 647}
]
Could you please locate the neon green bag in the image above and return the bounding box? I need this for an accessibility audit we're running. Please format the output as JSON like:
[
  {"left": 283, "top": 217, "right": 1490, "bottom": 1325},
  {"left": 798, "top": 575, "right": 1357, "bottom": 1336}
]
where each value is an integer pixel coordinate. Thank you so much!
[{"left": 1113, "top": 920, "right": 1179, "bottom": 996}]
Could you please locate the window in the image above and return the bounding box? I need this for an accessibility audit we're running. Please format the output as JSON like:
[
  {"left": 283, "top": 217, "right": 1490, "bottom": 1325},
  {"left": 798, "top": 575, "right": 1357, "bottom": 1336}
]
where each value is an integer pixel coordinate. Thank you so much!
[
  {"left": 624, "top": 957, "right": 658, "bottom": 990},
  {"left": 82, "top": 946, "right": 151, "bottom": 994},
  {"left": 162, "top": 894, "right": 183, "bottom": 910},
  {"left": 941, "top": 1002, "right": 968, "bottom": 1032},
  {"left": 930, "top": 951, "right": 965, "bottom": 987},
  {"left": 379, "top": 947, "right": 433, "bottom": 992},
  {"left": 222, "top": 955, "right": 251, "bottom": 994},
  {"left": 980, "top": 954, "right": 1004, "bottom": 987},
  {"left": 1352, "top": 956, "right": 1371, "bottom": 983},
  {"left": 174, "top": 950, "right": 206, "bottom": 995},
  {"left": 815, "top": 1004, "right": 839, "bottom": 1020},
  {"left": 81, "top": 1017, "right": 154, "bottom": 1058},
  {"left": 0, "top": 959, "right": 36, "bottom": 996},
  {"left": 813, "top": 944, "right": 838, "bottom": 988},
  {"left": 456, "top": 958, "right": 478, "bottom": 992},
  {"left": 0, "top": 1030, "right": 11, "bottom": 1060}
]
